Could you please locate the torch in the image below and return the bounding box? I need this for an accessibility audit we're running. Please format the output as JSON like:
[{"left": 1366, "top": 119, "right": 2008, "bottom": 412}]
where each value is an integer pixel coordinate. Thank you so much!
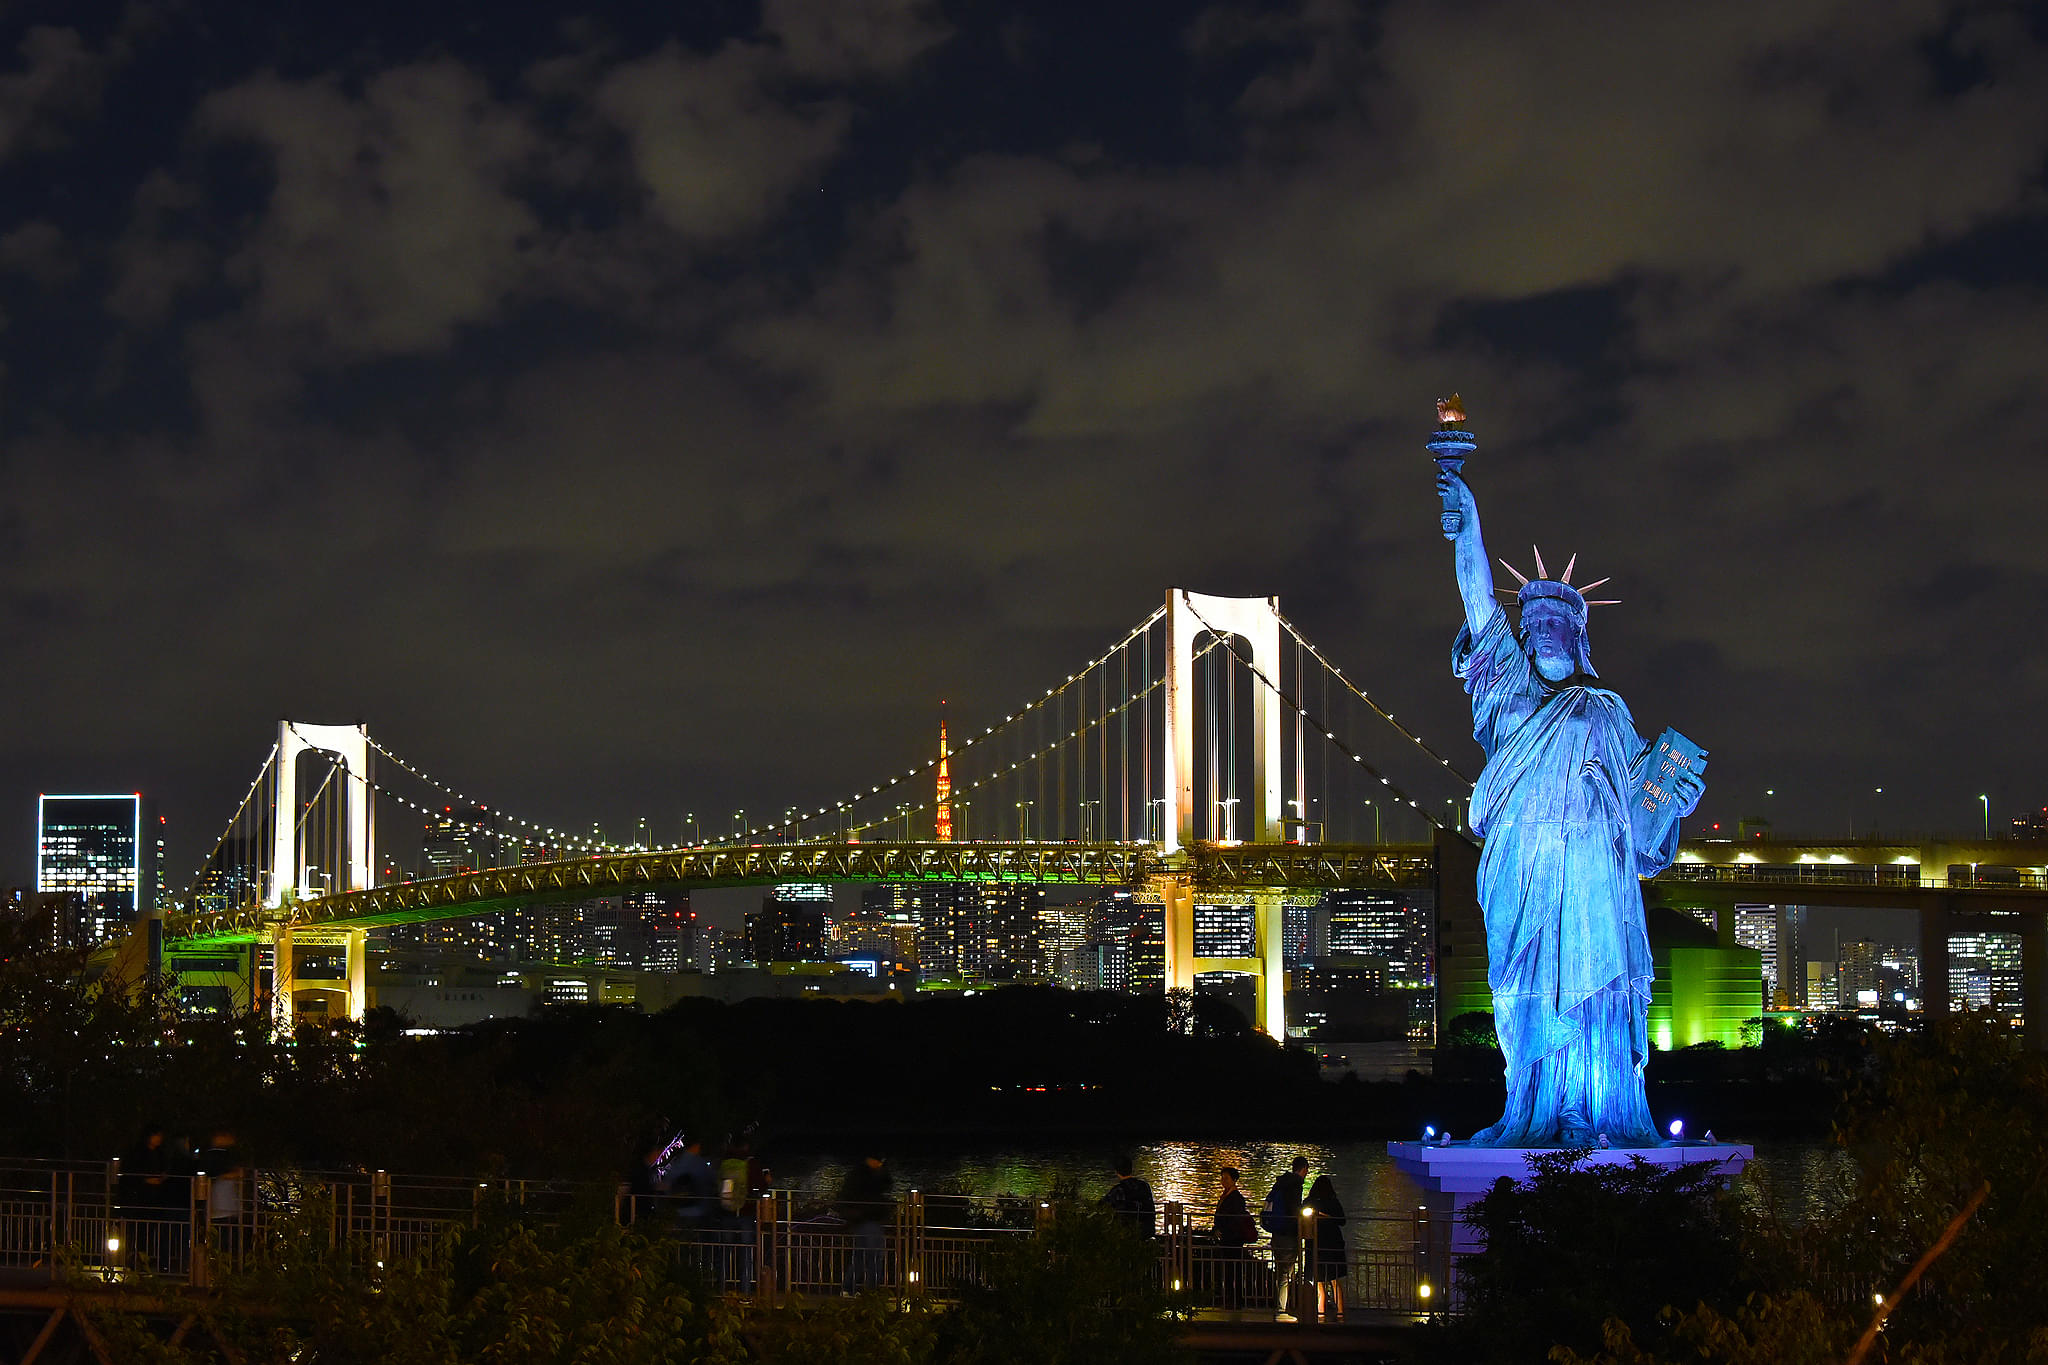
[{"left": 1428, "top": 394, "right": 1476, "bottom": 540}]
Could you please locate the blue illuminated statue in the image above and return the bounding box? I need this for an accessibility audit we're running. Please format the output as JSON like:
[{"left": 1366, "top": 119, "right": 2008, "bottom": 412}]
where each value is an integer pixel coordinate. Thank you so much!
[{"left": 1433, "top": 396, "right": 1703, "bottom": 1147}]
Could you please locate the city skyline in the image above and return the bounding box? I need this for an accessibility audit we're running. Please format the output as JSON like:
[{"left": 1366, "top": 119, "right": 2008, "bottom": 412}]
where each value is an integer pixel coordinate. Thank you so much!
[{"left": 2, "top": 4, "right": 2047, "bottom": 886}]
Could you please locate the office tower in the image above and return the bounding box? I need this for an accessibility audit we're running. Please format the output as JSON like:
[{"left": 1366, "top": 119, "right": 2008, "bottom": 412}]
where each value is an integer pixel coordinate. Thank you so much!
[
  {"left": 1322, "top": 888, "right": 1431, "bottom": 981},
  {"left": 419, "top": 805, "right": 494, "bottom": 877},
  {"left": 1805, "top": 961, "right": 1839, "bottom": 1012},
  {"left": 38, "top": 794, "right": 157, "bottom": 946},
  {"left": 1037, "top": 902, "right": 1093, "bottom": 987},
  {"left": 979, "top": 884, "right": 1047, "bottom": 978},
  {"left": 746, "top": 883, "right": 832, "bottom": 964},
  {"left": 1732, "top": 905, "right": 1778, "bottom": 1004},
  {"left": 1282, "top": 901, "right": 1316, "bottom": 968},
  {"left": 1192, "top": 902, "right": 1255, "bottom": 958}
]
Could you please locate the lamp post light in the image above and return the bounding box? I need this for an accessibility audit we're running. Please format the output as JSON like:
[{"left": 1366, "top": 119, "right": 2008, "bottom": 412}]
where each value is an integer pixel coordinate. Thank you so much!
[
  {"left": 1217, "top": 796, "right": 1240, "bottom": 842},
  {"left": 1981, "top": 794, "right": 1990, "bottom": 841},
  {"left": 785, "top": 807, "right": 801, "bottom": 842},
  {"left": 1365, "top": 797, "right": 1380, "bottom": 844},
  {"left": 1016, "top": 800, "right": 1034, "bottom": 840},
  {"left": 1078, "top": 799, "right": 1100, "bottom": 841},
  {"left": 732, "top": 809, "right": 747, "bottom": 842},
  {"left": 955, "top": 799, "right": 971, "bottom": 840},
  {"left": 685, "top": 812, "right": 699, "bottom": 846},
  {"left": 1149, "top": 798, "right": 1169, "bottom": 843}
]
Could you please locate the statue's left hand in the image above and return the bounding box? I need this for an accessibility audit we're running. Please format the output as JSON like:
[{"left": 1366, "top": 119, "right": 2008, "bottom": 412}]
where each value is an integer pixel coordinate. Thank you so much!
[{"left": 1671, "top": 770, "right": 1705, "bottom": 818}]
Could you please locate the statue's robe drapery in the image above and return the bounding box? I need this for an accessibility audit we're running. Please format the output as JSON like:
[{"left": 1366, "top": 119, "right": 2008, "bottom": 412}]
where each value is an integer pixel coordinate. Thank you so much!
[{"left": 1454, "top": 611, "right": 1679, "bottom": 1146}]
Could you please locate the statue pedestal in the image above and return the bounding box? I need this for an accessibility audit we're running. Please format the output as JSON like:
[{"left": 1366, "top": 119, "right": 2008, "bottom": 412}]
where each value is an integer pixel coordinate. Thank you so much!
[{"left": 1386, "top": 1141, "right": 1754, "bottom": 1303}]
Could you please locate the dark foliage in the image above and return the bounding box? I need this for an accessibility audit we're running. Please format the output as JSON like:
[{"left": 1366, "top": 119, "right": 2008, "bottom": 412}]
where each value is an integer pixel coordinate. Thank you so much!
[{"left": 1445, "top": 1148, "right": 1748, "bottom": 1365}]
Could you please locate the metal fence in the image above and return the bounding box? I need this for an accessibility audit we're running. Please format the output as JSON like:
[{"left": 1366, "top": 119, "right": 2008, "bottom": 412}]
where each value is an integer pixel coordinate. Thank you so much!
[{"left": 0, "top": 1159, "right": 1451, "bottom": 1315}]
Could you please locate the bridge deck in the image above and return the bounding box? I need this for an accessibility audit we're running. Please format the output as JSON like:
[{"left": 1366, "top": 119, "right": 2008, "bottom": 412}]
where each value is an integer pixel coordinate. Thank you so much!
[{"left": 163, "top": 837, "right": 2048, "bottom": 946}]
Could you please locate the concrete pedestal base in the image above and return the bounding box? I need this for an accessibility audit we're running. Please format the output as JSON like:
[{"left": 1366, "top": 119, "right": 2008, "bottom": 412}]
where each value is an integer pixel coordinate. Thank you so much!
[{"left": 1386, "top": 1140, "right": 1754, "bottom": 1303}]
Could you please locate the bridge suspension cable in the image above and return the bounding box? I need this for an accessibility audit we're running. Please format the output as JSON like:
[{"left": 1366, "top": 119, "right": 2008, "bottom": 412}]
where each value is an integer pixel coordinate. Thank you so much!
[
  {"left": 828, "top": 635, "right": 1225, "bottom": 842},
  {"left": 1276, "top": 610, "right": 1476, "bottom": 789},
  {"left": 740, "top": 605, "right": 1170, "bottom": 843},
  {"left": 1179, "top": 596, "right": 1474, "bottom": 843},
  {"left": 363, "top": 734, "right": 625, "bottom": 854},
  {"left": 177, "top": 742, "right": 278, "bottom": 910}
]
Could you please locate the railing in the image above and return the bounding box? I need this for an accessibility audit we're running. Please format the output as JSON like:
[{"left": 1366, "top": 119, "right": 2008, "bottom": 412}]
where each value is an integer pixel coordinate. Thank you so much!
[
  {"left": 0, "top": 1160, "right": 1453, "bottom": 1316},
  {"left": 1658, "top": 861, "right": 2048, "bottom": 893}
]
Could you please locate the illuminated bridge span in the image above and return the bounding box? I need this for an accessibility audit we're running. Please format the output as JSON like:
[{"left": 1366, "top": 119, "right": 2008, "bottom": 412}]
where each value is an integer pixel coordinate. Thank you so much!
[
  {"left": 129, "top": 588, "right": 2048, "bottom": 1041},
  {"left": 168, "top": 841, "right": 1440, "bottom": 946}
]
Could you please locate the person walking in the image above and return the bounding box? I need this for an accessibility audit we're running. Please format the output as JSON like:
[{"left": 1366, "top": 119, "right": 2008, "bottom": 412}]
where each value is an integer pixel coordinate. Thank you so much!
[
  {"left": 1306, "top": 1173, "right": 1348, "bottom": 1318},
  {"left": 837, "top": 1152, "right": 893, "bottom": 1293},
  {"left": 1102, "top": 1154, "right": 1155, "bottom": 1237},
  {"left": 1260, "top": 1155, "right": 1310, "bottom": 1317},
  {"left": 1211, "top": 1166, "right": 1258, "bottom": 1308}
]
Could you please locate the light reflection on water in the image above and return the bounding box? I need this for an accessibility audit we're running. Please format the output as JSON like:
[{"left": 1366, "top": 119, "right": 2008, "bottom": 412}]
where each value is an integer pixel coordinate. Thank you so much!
[{"left": 778, "top": 1139, "right": 1846, "bottom": 1250}]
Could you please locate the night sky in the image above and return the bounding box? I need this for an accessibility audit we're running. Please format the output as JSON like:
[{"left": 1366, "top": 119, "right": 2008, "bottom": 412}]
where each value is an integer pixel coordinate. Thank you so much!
[{"left": 5, "top": 0, "right": 2048, "bottom": 889}]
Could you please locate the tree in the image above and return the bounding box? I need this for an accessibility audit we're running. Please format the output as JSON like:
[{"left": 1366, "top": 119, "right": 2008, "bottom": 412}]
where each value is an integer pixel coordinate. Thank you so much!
[
  {"left": 1447, "top": 1148, "right": 1748, "bottom": 1365},
  {"left": 940, "top": 1200, "right": 1189, "bottom": 1365}
]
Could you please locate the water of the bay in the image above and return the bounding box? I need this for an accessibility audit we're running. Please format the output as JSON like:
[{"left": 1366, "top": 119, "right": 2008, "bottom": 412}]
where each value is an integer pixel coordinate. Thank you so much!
[{"left": 775, "top": 1139, "right": 1850, "bottom": 1250}]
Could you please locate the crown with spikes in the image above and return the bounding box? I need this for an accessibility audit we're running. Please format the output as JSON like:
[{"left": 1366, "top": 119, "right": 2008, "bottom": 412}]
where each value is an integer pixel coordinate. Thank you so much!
[{"left": 1494, "top": 548, "right": 1620, "bottom": 626}]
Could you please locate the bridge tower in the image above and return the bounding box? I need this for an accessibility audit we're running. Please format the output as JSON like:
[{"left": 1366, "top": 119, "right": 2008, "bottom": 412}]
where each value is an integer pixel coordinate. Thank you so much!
[
  {"left": 266, "top": 721, "right": 374, "bottom": 1026},
  {"left": 1157, "top": 589, "right": 1289, "bottom": 1039}
]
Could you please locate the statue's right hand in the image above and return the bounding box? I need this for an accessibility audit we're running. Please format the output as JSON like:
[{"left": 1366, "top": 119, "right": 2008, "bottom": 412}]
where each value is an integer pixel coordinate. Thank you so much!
[{"left": 1436, "top": 466, "right": 1475, "bottom": 515}]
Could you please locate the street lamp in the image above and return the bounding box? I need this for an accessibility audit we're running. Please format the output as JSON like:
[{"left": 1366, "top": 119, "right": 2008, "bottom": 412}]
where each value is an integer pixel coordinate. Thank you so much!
[
  {"left": 1016, "top": 800, "right": 1034, "bottom": 840},
  {"left": 684, "top": 812, "right": 699, "bottom": 846},
  {"left": 1217, "top": 796, "right": 1240, "bottom": 842},
  {"left": 786, "top": 807, "right": 801, "bottom": 842},
  {"left": 1365, "top": 798, "right": 1380, "bottom": 844},
  {"left": 1078, "top": 799, "right": 1100, "bottom": 841},
  {"left": 1149, "top": 797, "right": 1169, "bottom": 843},
  {"left": 1981, "top": 794, "right": 1990, "bottom": 840},
  {"left": 732, "top": 809, "right": 747, "bottom": 841}
]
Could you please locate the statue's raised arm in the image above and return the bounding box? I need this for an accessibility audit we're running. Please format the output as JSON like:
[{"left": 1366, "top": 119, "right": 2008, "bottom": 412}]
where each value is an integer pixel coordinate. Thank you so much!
[{"left": 1432, "top": 396, "right": 1498, "bottom": 639}]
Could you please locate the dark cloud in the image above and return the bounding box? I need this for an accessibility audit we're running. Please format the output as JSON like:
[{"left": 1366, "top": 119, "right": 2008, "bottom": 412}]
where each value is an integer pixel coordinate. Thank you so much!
[{"left": 1, "top": 0, "right": 2045, "bottom": 886}]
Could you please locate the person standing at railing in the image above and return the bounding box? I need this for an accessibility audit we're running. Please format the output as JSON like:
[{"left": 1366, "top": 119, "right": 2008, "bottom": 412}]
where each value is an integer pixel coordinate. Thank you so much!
[
  {"left": 1305, "top": 1173, "right": 1347, "bottom": 1318},
  {"left": 1211, "top": 1166, "right": 1258, "bottom": 1309},
  {"left": 838, "top": 1151, "right": 893, "bottom": 1293},
  {"left": 117, "top": 1124, "right": 177, "bottom": 1273},
  {"left": 1260, "top": 1155, "right": 1310, "bottom": 1318},
  {"left": 1102, "top": 1154, "right": 1155, "bottom": 1237},
  {"left": 197, "top": 1129, "right": 246, "bottom": 1263},
  {"left": 628, "top": 1142, "right": 671, "bottom": 1226},
  {"left": 670, "top": 1137, "right": 719, "bottom": 1239}
]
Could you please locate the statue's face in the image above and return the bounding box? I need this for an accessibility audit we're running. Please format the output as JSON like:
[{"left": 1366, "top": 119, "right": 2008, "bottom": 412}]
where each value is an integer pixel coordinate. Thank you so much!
[{"left": 1522, "top": 609, "right": 1580, "bottom": 683}]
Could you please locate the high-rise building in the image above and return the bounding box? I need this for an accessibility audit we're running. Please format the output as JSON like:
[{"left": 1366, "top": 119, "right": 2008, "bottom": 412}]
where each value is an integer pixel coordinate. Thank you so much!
[
  {"left": 38, "top": 794, "right": 158, "bottom": 946},
  {"left": 1192, "top": 902, "right": 1255, "bottom": 958},
  {"left": 1322, "top": 888, "right": 1431, "bottom": 982},
  {"left": 1282, "top": 901, "right": 1317, "bottom": 968},
  {"left": 1805, "top": 960, "right": 1839, "bottom": 1012},
  {"left": 1950, "top": 931, "right": 2023, "bottom": 1019},
  {"left": 979, "top": 884, "right": 1047, "bottom": 978},
  {"left": 747, "top": 883, "right": 832, "bottom": 964},
  {"left": 1084, "top": 891, "right": 1163, "bottom": 993},
  {"left": 1037, "top": 902, "right": 1093, "bottom": 988},
  {"left": 419, "top": 806, "right": 494, "bottom": 878},
  {"left": 1732, "top": 905, "right": 1778, "bottom": 1005}
]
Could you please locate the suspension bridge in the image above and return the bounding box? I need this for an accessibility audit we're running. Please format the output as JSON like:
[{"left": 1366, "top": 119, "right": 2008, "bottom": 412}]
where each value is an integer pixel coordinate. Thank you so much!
[{"left": 106, "top": 589, "right": 2048, "bottom": 1043}]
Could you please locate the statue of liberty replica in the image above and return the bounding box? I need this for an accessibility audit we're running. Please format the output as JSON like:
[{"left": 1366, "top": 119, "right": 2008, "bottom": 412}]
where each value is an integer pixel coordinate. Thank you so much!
[{"left": 1431, "top": 396, "right": 1704, "bottom": 1147}]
